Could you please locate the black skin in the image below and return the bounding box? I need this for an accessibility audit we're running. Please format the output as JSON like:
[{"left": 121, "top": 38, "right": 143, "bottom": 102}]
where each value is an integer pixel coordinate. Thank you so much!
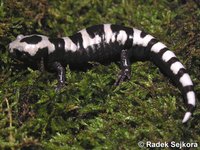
[{"left": 50, "top": 49, "right": 131, "bottom": 90}]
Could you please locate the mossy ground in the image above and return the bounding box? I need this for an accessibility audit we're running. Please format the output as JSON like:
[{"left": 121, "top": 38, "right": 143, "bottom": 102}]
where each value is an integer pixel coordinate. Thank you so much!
[{"left": 0, "top": 0, "right": 199, "bottom": 149}]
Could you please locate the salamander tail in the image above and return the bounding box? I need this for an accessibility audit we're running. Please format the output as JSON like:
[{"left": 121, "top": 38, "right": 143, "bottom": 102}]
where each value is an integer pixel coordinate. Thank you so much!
[
  {"left": 182, "top": 112, "right": 192, "bottom": 123},
  {"left": 182, "top": 103, "right": 195, "bottom": 123}
]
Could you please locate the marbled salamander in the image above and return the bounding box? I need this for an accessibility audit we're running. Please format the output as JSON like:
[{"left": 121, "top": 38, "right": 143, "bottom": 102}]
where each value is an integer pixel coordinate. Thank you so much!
[{"left": 9, "top": 24, "right": 196, "bottom": 123}]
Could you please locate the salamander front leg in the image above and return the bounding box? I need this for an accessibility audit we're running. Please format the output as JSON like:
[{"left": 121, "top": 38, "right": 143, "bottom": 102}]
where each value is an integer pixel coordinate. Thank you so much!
[
  {"left": 52, "top": 61, "right": 66, "bottom": 91},
  {"left": 38, "top": 57, "right": 45, "bottom": 72},
  {"left": 114, "top": 49, "right": 131, "bottom": 86}
]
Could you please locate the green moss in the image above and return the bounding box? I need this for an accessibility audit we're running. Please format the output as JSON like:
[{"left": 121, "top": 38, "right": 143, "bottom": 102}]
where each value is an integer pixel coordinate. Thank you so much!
[{"left": 0, "top": 0, "right": 199, "bottom": 149}]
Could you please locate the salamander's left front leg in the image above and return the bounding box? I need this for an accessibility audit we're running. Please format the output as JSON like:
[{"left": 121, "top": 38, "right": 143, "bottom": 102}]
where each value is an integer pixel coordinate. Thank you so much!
[
  {"left": 52, "top": 61, "right": 66, "bottom": 90},
  {"left": 114, "top": 49, "right": 131, "bottom": 86}
]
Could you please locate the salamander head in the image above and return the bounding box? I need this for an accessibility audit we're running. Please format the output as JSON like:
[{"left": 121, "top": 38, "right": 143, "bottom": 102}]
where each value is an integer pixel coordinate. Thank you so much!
[{"left": 9, "top": 34, "right": 49, "bottom": 63}]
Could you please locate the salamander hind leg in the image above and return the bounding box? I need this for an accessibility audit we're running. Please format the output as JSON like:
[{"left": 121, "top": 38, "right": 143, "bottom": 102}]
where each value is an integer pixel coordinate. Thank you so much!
[
  {"left": 52, "top": 61, "right": 66, "bottom": 91},
  {"left": 114, "top": 49, "right": 131, "bottom": 86}
]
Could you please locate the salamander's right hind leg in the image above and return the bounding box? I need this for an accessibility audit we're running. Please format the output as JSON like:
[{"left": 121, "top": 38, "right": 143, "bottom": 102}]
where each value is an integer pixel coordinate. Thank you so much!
[
  {"left": 114, "top": 49, "right": 131, "bottom": 86},
  {"left": 52, "top": 61, "right": 66, "bottom": 91}
]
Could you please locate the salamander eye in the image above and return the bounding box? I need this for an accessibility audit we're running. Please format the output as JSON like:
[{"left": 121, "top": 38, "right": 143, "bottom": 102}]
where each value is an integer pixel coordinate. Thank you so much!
[
  {"left": 13, "top": 50, "right": 25, "bottom": 58},
  {"left": 15, "top": 50, "right": 23, "bottom": 58}
]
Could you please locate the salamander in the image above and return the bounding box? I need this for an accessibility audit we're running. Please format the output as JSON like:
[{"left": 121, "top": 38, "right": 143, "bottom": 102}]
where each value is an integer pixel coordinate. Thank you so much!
[{"left": 9, "top": 24, "right": 196, "bottom": 123}]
